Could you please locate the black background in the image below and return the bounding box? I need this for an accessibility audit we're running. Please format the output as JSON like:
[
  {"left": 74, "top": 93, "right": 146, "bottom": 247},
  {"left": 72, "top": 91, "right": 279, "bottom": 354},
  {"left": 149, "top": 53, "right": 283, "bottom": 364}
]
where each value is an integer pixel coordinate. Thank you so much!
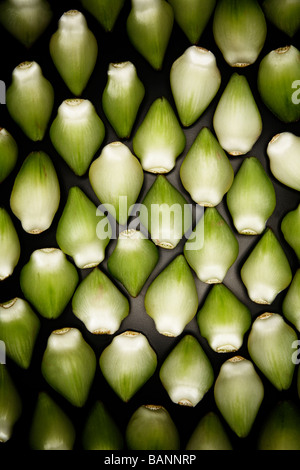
[{"left": 0, "top": 0, "right": 300, "bottom": 453}]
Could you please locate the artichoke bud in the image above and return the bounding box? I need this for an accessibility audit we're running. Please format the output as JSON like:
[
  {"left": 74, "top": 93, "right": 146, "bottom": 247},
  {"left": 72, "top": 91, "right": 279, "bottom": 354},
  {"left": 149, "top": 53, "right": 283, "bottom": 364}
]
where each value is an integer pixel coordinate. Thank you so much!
[
  {"left": 170, "top": 46, "right": 221, "bottom": 127},
  {"left": 168, "top": 0, "right": 216, "bottom": 45},
  {"left": 20, "top": 248, "right": 79, "bottom": 320},
  {"left": 72, "top": 267, "right": 129, "bottom": 335},
  {"left": 213, "top": 0, "right": 267, "bottom": 67},
  {"left": 0, "top": 208, "right": 20, "bottom": 281},
  {"left": 138, "top": 175, "right": 192, "bottom": 249},
  {"left": 89, "top": 141, "right": 144, "bottom": 226},
  {"left": 102, "top": 61, "right": 145, "bottom": 139},
  {"left": 6, "top": 61, "right": 54, "bottom": 141},
  {"left": 0, "top": 0, "right": 53, "bottom": 48},
  {"left": 240, "top": 228, "right": 292, "bottom": 305},
  {"left": 56, "top": 186, "right": 111, "bottom": 270},
  {"left": 99, "top": 331, "right": 157, "bottom": 402},
  {"left": 197, "top": 283, "right": 252, "bottom": 353},
  {"left": 49, "top": 10, "right": 98, "bottom": 96},
  {"left": 0, "top": 297, "right": 40, "bottom": 369},
  {"left": 0, "top": 365, "right": 22, "bottom": 443},
  {"left": 257, "top": 45, "right": 300, "bottom": 123},
  {"left": 226, "top": 157, "right": 276, "bottom": 235},
  {"left": 41, "top": 327, "right": 96, "bottom": 407},
  {"left": 214, "top": 356, "right": 264, "bottom": 438},
  {"left": 248, "top": 312, "right": 298, "bottom": 391},
  {"left": 82, "top": 400, "right": 124, "bottom": 450},
  {"left": 213, "top": 73, "right": 262, "bottom": 156},
  {"left": 258, "top": 400, "right": 300, "bottom": 450},
  {"left": 267, "top": 132, "right": 300, "bottom": 191},
  {"left": 10, "top": 151, "right": 60, "bottom": 235},
  {"left": 125, "top": 404, "right": 180, "bottom": 450},
  {"left": 29, "top": 392, "right": 76, "bottom": 450},
  {"left": 184, "top": 207, "right": 239, "bottom": 284},
  {"left": 282, "top": 269, "right": 300, "bottom": 332},
  {"left": 0, "top": 128, "right": 18, "bottom": 184},
  {"left": 186, "top": 411, "right": 233, "bottom": 450},
  {"left": 80, "top": 0, "right": 125, "bottom": 32},
  {"left": 281, "top": 203, "right": 300, "bottom": 260},
  {"left": 144, "top": 254, "right": 198, "bottom": 337},
  {"left": 262, "top": 0, "right": 300, "bottom": 37},
  {"left": 107, "top": 229, "right": 159, "bottom": 298},
  {"left": 126, "top": 0, "right": 174, "bottom": 70},
  {"left": 159, "top": 334, "right": 214, "bottom": 407},
  {"left": 50, "top": 98, "right": 105, "bottom": 177},
  {"left": 132, "top": 96, "right": 186, "bottom": 174},
  {"left": 180, "top": 127, "right": 234, "bottom": 207}
]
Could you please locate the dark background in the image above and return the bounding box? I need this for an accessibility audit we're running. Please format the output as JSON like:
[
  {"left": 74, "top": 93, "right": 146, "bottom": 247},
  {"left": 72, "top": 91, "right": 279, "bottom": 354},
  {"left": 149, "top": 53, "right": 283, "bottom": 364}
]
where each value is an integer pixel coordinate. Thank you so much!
[{"left": 0, "top": 0, "right": 300, "bottom": 453}]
